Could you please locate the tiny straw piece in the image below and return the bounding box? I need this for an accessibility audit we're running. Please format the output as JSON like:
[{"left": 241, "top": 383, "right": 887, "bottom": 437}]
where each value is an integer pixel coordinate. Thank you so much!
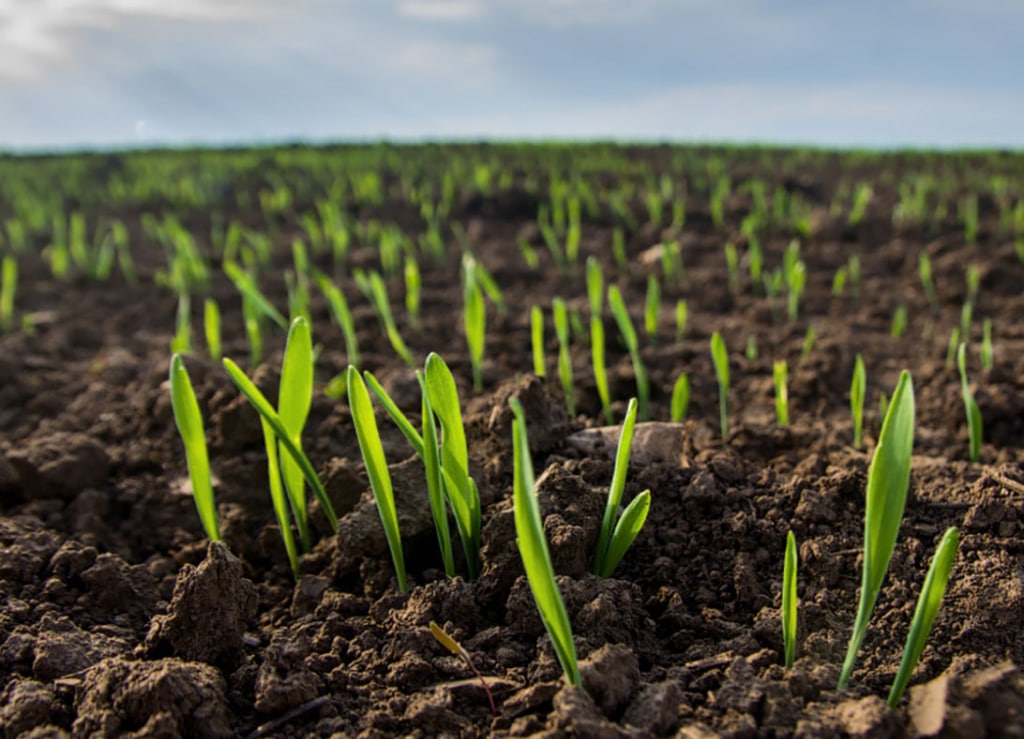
[
  {"left": 347, "top": 366, "right": 407, "bottom": 593},
  {"left": 169, "top": 355, "right": 220, "bottom": 541},
  {"left": 429, "top": 621, "right": 497, "bottom": 715}
]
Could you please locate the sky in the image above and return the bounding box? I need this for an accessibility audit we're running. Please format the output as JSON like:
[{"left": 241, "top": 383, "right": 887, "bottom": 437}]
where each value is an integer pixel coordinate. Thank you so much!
[{"left": 1, "top": 0, "right": 1022, "bottom": 151}]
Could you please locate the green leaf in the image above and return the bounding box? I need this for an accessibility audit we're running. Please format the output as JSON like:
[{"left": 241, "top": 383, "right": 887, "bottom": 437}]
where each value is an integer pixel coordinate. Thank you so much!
[
  {"left": 169, "top": 355, "right": 220, "bottom": 541},
  {"left": 222, "top": 358, "right": 338, "bottom": 532},
  {"left": 599, "top": 490, "right": 651, "bottom": 578},
  {"left": 594, "top": 397, "right": 639, "bottom": 575},
  {"left": 509, "top": 398, "right": 580, "bottom": 687},
  {"left": 782, "top": 530, "right": 798, "bottom": 668},
  {"left": 259, "top": 416, "right": 300, "bottom": 578},
  {"left": 887, "top": 527, "right": 959, "bottom": 707},
  {"left": 223, "top": 260, "right": 287, "bottom": 329},
  {"left": 957, "top": 343, "right": 983, "bottom": 463},
  {"left": 419, "top": 371, "right": 456, "bottom": 578},
  {"left": 347, "top": 366, "right": 407, "bottom": 593},
  {"left": 279, "top": 317, "right": 313, "bottom": 550},
  {"left": 838, "top": 370, "right": 914, "bottom": 689},
  {"left": 711, "top": 331, "right": 729, "bottom": 438}
]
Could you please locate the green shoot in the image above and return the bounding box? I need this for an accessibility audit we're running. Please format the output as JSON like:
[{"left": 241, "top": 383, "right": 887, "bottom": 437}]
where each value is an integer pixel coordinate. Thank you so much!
[
  {"left": 782, "top": 530, "right": 798, "bottom": 668},
  {"left": 420, "top": 373, "right": 456, "bottom": 578},
  {"left": 966, "top": 264, "right": 980, "bottom": 304},
  {"left": 608, "top": 285, "right": 649, "bottom": 421},
  {"left": 981, "top": 318, "right": 993, "bottom": 372},
  {"left": 879, "top": 390, "right": 889, "bottom": 424},
  {"left": 838, "top": 370, "right": 915, "bottom": 690},
  {"left": 786, "top": 260, "right": 806, "bottom": 322},
  {"left": 222, "top": 358, "right": 338, "bottom": 532},
  {"left": 710, "top": 331, "right": 729, "bottom": 438},
  {"left": 891, "top": 304, "right": 907, "bottom": 338},
  {"left": 724, "top": 242, "right": 739, "bottom": 294},
  {"left": 801, "top": 326, "right": 816, "bottom": 362},
  {"left": 258, "top": 414, "right": 300, "bottom": 578},
  {"left": 169, "top": 355, "right": 220, "bottom": 541},
  {"left": 745, "top": 335, "right": 758, "bottom": 361},
  {"left": 851, "top": 354, "right": 866, "bottom": 449},
  {"left": 945, "top": 327, "right": 960, "bottom": 371},
  {"left": 0, "top": 255, "right": 16, "bottom": 333},
  {"left": 773, "top": 360, "right": 789, "bottom": 428},
  {"left": 425, "top": 353, "right": 481, "bottom": 579},
  {"left": 611, "top": 227, "right": 627, "bottom": 274},
  {"left": 960, "top": 300, "right": 973, "bottom": 341},
  {"left": 848, "top": 254, "right": 861, "bottom": 299},
  {"left": 171, "top": 293, "right": 192, "bottom": 354},
  {"left": 552, "top": 298, "right": 574, "bottom": 416},
  {"left": 887, "top": 527, "right": 960, "bottom": 707},
  {"left": 279, "top": 317, "right": 314, "bottom": 551},
  {"left": 313, "top": 270, "right": 360, "bottom": 369},
  {"left": 203, "top": 298, "right": 222, "bottom": 362},
  {"left": 748, "top": 238, "right": 764, "bottom": 292},
  {"left": 675, "top": 299, "right": 687, "bottom": 344},
  {"left": 463, "top": 257, "right": 487, "bottom": 392},
  {"left": 644, "top": 274, "right": 660, "bottom": 345},
  {"left": 347, "top": 366, "right": 407, "bottom": 593},
  {"left": 357, "top": 269, "right": 415, "bottom": 367},
  {"left": 405, "top": 256, "right": 422, "bottom": 330},
  {"left": 518, "top": 237, "right": 540, "bottom": 270},
  {"left": 590, "top": 314, "right": 612, "bottom": 423},
  {"left": 224, "top": 260, "right": 288, "bottom": 329},
  {"left": 832, "top": 266, "right": 848, "bottom": 297},
  {"left": 956, "top": 344, "right": 982, "bottom": 464},
  {"left": 670, "top": 373, "right": 690, "bottom": 422},
  {"left": 242, "top": 295, "right": 264, "bottom": 368},
  {"left": 918, "top": 254, "right": 938, "bottom": 313},
  {"left": 530, "top": 306, "right": 546, "bottom": 377},
  {"left": 429, "top": 621, "right": 496, "bottom": 715},
  {"left": 509, "top": 398, "right": 580, "bottom": 687},
  {"left": 593, "top": 398, "right": 651, "bottom": 578},
  {"left": 586, "top": 257, "right": 603, "bottom": 317}
]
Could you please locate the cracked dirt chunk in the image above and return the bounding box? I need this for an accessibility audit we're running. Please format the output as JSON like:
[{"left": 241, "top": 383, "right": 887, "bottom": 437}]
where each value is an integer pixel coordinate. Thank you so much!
[
  {"left": 0, "top": 678, "right": 58, "bottom": 739},
  {"left": 909, "top": 660, "right": 1024, "bottom": 738},
  {"left": 579, "top": 643, "right": 641, "bottom": 717},
  {"left": 254, "top": 631, "right": 322, "bottom": 715},
  {"left": 830, "top": 695, "right": 901, "bottom": 739},
  {"left": 30, "top": 612, "right": 132, "bottom": 681},
  {"left": 145, "top": 541, "right": 257, "bottom": 667},
  {"left": 621, "top": 680, "right": 683, "bottom": 735},
  {"left": 73, "top": 657, "right": 232, "bottom": 739},
  {"left": 545, "top": 684, "right": 643, "bottom": 738},
  {"left": 7, "top": 432, "right": 110, "bottom": 501}
]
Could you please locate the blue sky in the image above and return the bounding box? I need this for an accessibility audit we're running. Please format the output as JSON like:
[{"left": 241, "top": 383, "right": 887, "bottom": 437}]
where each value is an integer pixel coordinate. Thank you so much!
[{"left": 1, "top": 0, "right": 1022, "bottom": 150}]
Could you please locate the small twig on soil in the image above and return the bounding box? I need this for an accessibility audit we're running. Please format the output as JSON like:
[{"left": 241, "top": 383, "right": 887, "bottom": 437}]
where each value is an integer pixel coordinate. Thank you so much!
[
  {"left": 989, "top": 471, "right": 1024, "bottom": 497},
  {"left": 244, "top": 696, "right": 329, "bottom": 739}
]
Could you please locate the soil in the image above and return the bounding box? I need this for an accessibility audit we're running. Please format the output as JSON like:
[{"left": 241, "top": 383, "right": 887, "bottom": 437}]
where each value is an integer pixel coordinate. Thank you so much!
[{"left": 2, "top": 144, "right": 1024, "bottom": 738}]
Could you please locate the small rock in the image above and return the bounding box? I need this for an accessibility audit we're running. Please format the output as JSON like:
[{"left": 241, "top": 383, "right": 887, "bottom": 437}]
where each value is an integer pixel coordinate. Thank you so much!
[
  {"left": 833, "top": 695, "right": 900, "bottom": 739},
  {"left": 622, "top": 680, "right": 682, "bottom": 734}
]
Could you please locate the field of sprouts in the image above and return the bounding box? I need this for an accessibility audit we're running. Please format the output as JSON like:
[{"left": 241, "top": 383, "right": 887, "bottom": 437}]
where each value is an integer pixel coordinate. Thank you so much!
[{"left": 2, "top": 143, "right": 1024, "bottom": 737}]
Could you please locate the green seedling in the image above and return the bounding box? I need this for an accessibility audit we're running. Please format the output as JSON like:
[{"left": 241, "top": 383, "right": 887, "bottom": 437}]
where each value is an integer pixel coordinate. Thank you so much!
[
  {"left": 644, "top": 274, "right": 660, "bottom": 345},
  {"left": 745, "top": 335, "right": 758, "bottom": 361},
  {"left": 171, "top": 292, "right": 192, "bottom": 354},
  {"left": 242, "top": 294, "right": 264, "bottom": 368},
  {"left": 591, "top": 317, "right": 612, "bottom": 424},
  {"left": 429, "top": 621, "right": 496, "bottom": 715},
  {"left": 848, "top": 183, "right": 873, "bottom": 226},
  {"left": 405, "top": 257, "right": 422, "bottom": 330},
  {"left": 671, "top": 373, "right": 690, "bottom": 422},
  {"left": 838, "top": 370, "right": 915, "bottom": 690},
  {"left": 0, "top": 255, "right": 16, "bottom": 333},
  {"left": 313, "top": 270, "right": 360, "bottom": 369},
  {"left": 518, "top": 237, "right": 540, "bottom": 269},
  {"left": 608, "top": 285, "right": 649, "bottom": 421},
  {"left": 966, "top": 264, "right": 980, "bottom": 305},
  {"left": 960, "top": 301, "right": 973, "bottom": 341},
  {"left": 919, "top": 253, "right": 938, "bottom": 313},
  {"left": 204, "top": 298, "right": 222, "bottom": 362},
  {"left": 257, "top": 411, "right": 301, "bottom": 578},
  {"left": 509, "top": 398, "right": 580, "bottom": 687},
  {"left": 786, "top": 260, "right": 806, "bottom": 322},
  {"left": 348, "top": 366, "right": 407, "bottom": 592},
  {"left": 851, "top": 354, "right": 866, "bottom": 449},
  {"left": 552, "top": 298, "right": 574, "bottom": 415},
  {"left": 660, "top": 240, "right": 684, "bottom": 288},
  {"left": 891, "top": 304, "right": 907, "bottom": 338},
  {"left": 356, "top": 269, "right": 415, "bottom": 367},
  {"left": 801, "top": 326, "right": 816, "bottom": 362},
  {"left": 725, "top": 242, "right": 739, "bottom": 294},
  {"left": 711, "top": 331, "right": 730, "bottom": 438},
  {"left": 748, "top": 239, "right": 764, "bottom": 293},
  {"left": 586, "top": 257, "right": 603, "bottom": 316},
  {"left": 169, "top": 355, "right": 220, "bottom": 541},
  {"left": 945, "top": 327, "right": 960, "bottom": 370},
  {"left": 612, "top": 227, "right": 627, "bottom": 274},
  {"left": 278, "top": 317, "right": 315, "bottom": 551},
  {"left": 223, "top": 260, "right": 288, "bottom": 329},
  {"left": 593, "top": 398, "right": 651, "bottom": 578},
  {"left": 981, "top": 318, "right": 993, "bottom": 371},
  {"left": 222, "top": 358, "right": 339, "bottom": 532},
  {"left": 530, "top": 306, "right": 546, "bottom": 377},
  {"left": 782, "top": 530, "right": 798, "bottom": 668},
  {"left": 675, "top": 299, "right": 688, "bottom": 344},
  {"left": 425, "top": 353, "right": 482, "bottom": 579},
  {"left": 887, "top": 526, "right": 960, "bottom": 707},
  {"left": 774, "top": 360, "right": 789, "bottom": 428},
  {"left": 832, "top": 266, "right": 848, "bottom": 297},
  {"left": 463, "top": 257, "right": 487, "bottom": 391},
  {"left": 287, "top": 240, "right": 312, "bottom": 323},
  {"left": 848, "top": 254, "right": 861, "bottom": 299},
  {"left": 956, "top": 343, "right": 982, "bottom": 463},
  {"left": 962, "top": 196, "right": 979, "bottom": 244}
]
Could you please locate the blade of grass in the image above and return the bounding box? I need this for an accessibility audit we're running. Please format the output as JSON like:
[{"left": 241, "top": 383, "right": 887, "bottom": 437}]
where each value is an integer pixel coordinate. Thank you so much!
[{"left": 169, "top": 355, "right": 220, "bottom": 541}]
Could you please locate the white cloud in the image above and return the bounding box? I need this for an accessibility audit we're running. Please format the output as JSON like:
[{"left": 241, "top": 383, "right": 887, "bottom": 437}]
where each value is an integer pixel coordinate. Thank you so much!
[
  {"left": 377, "top": 39, "right": 497, "bottom": 89},
  {"left": 396, "top": 0, "right": 483, "bottom": 22}
]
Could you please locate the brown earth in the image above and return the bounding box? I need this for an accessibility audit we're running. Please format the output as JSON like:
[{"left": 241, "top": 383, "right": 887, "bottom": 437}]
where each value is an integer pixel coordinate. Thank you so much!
[{"left": 2, "top": 145, "right": 1024, "bottom": 737}]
